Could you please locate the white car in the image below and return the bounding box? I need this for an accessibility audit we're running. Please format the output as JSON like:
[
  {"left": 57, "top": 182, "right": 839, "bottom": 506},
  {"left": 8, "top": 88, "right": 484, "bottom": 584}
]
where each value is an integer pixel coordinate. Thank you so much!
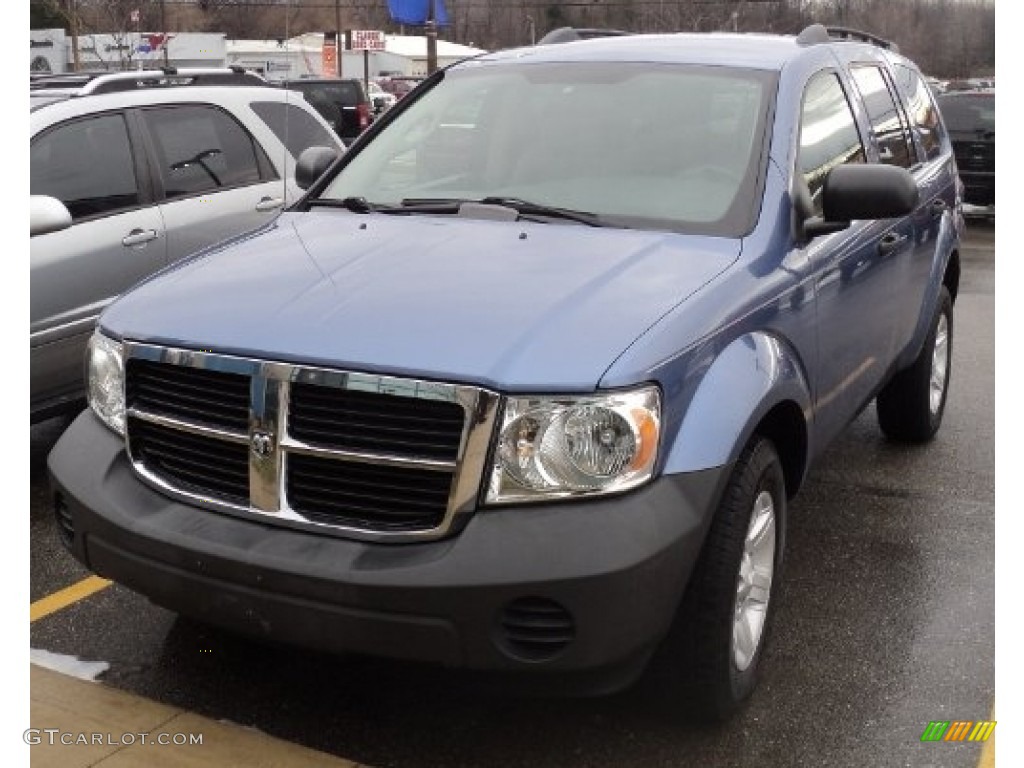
[
  {"left": 30, "top": 68, "right": 343, "bottom": 421},
  {"left": 368, "top": 80, "right": 398, "bottom": 114}
]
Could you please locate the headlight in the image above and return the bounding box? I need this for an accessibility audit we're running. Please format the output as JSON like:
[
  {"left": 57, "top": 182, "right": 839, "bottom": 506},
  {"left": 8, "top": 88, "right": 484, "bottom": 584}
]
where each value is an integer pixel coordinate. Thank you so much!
[
  {"left": 486, "top": 386, "right": 661, "bottom": 504},
  {"left": 86, "top": 332, "right": 125, "bottom": 436}
]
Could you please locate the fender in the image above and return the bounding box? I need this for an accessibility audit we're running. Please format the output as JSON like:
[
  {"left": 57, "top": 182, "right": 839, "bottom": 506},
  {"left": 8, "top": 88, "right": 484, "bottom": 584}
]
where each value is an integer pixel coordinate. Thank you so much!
[
  {"left": 661, "top": 332, "right": 812, "bottom": 475},
  {"left": 896, "top": 211, "right": 960, "bottom": 371}
]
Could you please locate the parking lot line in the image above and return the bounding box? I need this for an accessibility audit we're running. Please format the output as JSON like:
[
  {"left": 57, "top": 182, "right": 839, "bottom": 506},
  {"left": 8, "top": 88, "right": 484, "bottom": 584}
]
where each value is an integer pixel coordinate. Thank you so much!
[{"left": 31, "top": 576, "right": 112, "bottom": 623}]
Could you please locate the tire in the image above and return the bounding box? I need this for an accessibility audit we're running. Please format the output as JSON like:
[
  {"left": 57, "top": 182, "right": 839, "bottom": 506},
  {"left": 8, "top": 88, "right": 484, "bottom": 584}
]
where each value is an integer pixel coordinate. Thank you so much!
[
  {"left": 876, "top": 286, "right": 953, "bottom": 443},
  {"left": 654, "top": 437, "right": 786, "bottom": 721}
]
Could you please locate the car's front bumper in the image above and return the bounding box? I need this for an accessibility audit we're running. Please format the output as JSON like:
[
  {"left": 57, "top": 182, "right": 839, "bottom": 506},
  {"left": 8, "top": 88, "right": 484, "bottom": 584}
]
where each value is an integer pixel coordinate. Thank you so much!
[{"left": 48, "top": 410, "right": 727, "bottom": 694}]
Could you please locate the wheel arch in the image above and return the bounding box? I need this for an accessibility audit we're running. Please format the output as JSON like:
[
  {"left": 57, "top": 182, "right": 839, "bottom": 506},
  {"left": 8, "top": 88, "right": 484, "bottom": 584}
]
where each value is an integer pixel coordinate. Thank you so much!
[{"left": 660, "top": 331, "right": 812, "bottom": 497}]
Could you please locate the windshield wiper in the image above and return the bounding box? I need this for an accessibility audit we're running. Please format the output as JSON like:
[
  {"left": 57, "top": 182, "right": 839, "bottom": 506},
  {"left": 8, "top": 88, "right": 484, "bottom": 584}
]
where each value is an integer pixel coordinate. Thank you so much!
[
  {"left": 307, "top": 196, "right": 396, "bottom": 213},
  {"left": 397, "top": 196, "right": 604, "bottom": 227},
  {"left": 479, "top": 196, "right": 603, "bottom": 227}
]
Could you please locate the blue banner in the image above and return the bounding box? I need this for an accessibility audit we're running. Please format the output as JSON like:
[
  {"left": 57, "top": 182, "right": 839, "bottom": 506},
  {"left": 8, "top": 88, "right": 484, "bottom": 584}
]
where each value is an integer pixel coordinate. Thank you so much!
[{"left": 387, "top": 0, "right": 450, "bottom": 26}]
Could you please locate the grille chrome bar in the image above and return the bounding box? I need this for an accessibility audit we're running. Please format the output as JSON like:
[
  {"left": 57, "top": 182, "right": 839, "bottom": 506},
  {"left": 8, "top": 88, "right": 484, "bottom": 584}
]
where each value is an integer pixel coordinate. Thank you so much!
[
  {"left": 280, "top": 435, "right": 458, "bottom": 472},
  {"left": 123, "top": 342, "right": 501, "bottom": 542},
  {"left": 127, "top": 407, "right": 249, "bottom": 444}
]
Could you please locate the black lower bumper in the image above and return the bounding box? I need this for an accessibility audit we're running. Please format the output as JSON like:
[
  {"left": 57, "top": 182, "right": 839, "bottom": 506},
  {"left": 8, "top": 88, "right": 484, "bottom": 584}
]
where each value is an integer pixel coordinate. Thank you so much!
[{"left": 48, "top": 410, "right": 727, "bottom": 693}]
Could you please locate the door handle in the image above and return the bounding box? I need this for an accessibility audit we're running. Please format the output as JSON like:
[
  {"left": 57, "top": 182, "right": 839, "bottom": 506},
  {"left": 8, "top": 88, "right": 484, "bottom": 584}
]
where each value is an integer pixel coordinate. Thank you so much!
[
  {"left": 930, "top": 199, "right": 947, "bottom": 217},
  {"left": 877, "top": 232, "right": 908, "bottom": 256},
  {"left": 122, "top": 228, "right": 158, "bottom": 247},
  {"left": 256, "top": 196, "right": 285, "bottom": 212}
]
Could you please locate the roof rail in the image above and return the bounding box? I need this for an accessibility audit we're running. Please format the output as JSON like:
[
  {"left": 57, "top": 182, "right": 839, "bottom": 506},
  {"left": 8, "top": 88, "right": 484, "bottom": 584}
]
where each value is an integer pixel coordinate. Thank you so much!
[
  {"left": 537, "top": 27, "right": 633, "bottom": 45},
  {"left": 796, "top": 23, "right": 900, "bottom": 52},
  {"left": 29, "top": 68, "right": 267, "bottom": 95}
]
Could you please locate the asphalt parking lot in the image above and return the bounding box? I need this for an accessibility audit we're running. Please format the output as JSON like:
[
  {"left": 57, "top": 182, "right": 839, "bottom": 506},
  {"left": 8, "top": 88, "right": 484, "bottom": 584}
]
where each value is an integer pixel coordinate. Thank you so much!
[{"left": 29, "top": 221, "right": 995, "bottom": 768}]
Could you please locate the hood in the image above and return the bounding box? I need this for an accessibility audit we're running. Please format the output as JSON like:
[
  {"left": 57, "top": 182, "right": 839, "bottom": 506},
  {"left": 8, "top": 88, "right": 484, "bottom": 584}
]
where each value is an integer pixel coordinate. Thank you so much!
[{"left": 102, "top": 211, "right": 739, "bottom": 391}]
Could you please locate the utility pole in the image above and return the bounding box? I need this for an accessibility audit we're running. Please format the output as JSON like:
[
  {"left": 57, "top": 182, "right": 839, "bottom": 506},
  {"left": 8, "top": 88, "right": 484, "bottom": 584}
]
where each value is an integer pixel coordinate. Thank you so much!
[
  {"left": 161, "top": 0, "right": 169, "bottom": 66},
  {"left": 335, "top": 0, "right": 342, "bottom": 76},
  {"left": 426, "top": 0, "right": 438, "bottom": 74},
  {"left": 67, "top": 0, "right": 80, "bottom": 71}
]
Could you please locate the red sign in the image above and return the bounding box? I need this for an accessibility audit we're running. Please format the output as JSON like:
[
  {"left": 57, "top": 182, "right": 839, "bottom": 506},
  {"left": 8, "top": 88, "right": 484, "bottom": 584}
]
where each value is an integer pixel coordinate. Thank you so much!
[
  {"left": 351, "top": 30, "right": 385, "bottom": 51},
  {"left": 322, "top": 32, "right": 338, "bottom": 76}
]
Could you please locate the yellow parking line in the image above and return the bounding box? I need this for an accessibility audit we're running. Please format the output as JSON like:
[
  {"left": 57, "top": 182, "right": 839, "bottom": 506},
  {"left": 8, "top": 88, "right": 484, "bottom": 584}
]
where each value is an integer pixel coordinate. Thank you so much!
[{"left": 30, "top": 576, "right": 112, "bottom": 622}]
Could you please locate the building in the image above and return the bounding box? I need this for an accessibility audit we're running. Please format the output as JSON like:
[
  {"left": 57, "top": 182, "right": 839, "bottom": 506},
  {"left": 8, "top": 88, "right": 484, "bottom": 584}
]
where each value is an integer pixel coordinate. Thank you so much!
[{"left": 30, "top": 30, "right": 226, "bottom": 73}]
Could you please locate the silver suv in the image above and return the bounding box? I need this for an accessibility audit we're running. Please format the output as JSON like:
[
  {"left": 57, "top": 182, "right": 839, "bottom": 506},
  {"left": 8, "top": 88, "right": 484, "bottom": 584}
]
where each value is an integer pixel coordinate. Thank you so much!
[{"left": 30, "top": 69, "right": 342, "bottom": 421}]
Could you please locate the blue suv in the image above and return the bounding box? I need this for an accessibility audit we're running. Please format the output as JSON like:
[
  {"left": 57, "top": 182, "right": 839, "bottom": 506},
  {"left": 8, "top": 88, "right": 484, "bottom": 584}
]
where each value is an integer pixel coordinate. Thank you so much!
[{"left": 49, "top": 24, "right": 961, "bottom": 719}]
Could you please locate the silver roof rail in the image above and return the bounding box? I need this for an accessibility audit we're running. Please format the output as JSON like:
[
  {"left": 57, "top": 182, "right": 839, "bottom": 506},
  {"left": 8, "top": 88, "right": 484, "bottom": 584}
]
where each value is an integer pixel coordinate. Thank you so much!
[
  {"left": 537, "top": 27, "right": 634, "bottom": 45},
  {"left": 30, "top": 67, "right": 266, "bottom": 96},
  {"left": 796, "top": 23, "right": 899, "bottom": 53}
]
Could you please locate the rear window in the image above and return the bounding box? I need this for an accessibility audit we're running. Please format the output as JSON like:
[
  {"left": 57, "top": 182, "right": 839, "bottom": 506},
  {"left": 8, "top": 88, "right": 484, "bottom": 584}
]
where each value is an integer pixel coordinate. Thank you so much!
[
  {"left": 937, "top": 93, "right": 995, "bottom": 134},
  {"left": 251, "top": 101, "right": 342, "bottom": 157},
  {"left": 290, "top": 81, "right": 364, "bottom": 105}
]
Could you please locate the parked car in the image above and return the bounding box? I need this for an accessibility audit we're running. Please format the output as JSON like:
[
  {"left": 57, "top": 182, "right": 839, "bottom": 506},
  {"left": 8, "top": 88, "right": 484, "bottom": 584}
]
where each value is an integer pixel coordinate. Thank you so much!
[
  {"left": 937, "top": 89, "right": 995, "bottom": 212},
  {"left": 375, "top": 75, "right": 423, "bottom": 100},
  {"left": 49, "top": 25, "right": 961, "bottom": 720},
  {"left": 30, "top": 68, "right": 342, "bottom": 421},
  {"left": 277, "top": 77, "right": 371, "bottom": 144},
  {"left": 367, "top": 80, "right": 398, "bottom": 115}
]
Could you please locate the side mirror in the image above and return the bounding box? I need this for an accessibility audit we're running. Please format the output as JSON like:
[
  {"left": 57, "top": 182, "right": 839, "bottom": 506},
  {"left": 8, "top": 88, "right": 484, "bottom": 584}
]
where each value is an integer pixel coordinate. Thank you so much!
[
  {"left": 295, "top": 146, "right": 340, "bottom": 190},
  {"left": 803, "top": 164, "right": 919, "bottom": 240},
  {"left": 30, "top": 195, "right": 72, "bottom": 236}
]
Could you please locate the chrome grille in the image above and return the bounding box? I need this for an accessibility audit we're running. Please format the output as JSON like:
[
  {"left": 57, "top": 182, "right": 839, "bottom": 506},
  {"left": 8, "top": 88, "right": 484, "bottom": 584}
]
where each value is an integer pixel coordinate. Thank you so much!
[
  {"left": 123, "top": 343, "right": 500, "bottom": 542},
  {"left": 286, "top": 454, "right": 452, "bottom": 530},
  {"left": 129, "top": 417, "right": 249, "bottom": 505},
  {"left": 289, "top": 381, "right": 465, "bottom": 461},
  {"left": 127, "top": 358, "right": 249, "bottom": 431}
]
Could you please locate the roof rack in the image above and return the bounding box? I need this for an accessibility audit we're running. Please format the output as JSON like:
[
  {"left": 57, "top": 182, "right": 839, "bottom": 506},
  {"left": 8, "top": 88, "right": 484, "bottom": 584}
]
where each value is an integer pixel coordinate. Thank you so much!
[
  {"left": 537, "top": 27, "right": 634, "bottom": 45},
  {"left": 796, "top": 23, "right": 898, "bottom": 52},
  {"left": 29, "top": 68, "right": 267, "bottom": 96}
]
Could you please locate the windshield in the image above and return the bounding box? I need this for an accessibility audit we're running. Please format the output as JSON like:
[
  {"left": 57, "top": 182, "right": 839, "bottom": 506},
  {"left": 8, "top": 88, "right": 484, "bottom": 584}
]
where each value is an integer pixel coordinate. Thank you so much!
[{"left": 319, "top": 62, "right": 775, "bottom": 236}]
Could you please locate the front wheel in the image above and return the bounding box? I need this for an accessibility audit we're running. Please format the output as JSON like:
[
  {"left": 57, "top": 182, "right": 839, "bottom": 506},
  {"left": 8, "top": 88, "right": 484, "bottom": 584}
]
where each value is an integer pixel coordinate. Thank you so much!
[
  {"left": 656, "top": 436, "right": 786, "bottom": 721},
  {"left": 877, "top": 286, "right": 953, "bottom": 443}
]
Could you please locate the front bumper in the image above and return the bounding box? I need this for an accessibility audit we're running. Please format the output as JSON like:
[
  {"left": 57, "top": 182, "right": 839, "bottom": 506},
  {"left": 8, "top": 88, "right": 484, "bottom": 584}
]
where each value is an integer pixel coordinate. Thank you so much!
[{"left": 48, "top": 410, "right": 726, "bottom": 693}]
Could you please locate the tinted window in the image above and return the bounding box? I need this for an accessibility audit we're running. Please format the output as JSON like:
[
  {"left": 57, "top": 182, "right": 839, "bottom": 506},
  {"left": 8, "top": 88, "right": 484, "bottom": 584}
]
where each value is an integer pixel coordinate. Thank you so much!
[
  {"left": 894, "top": 65, "right": 945, "bottom": 161},
  {"left": 142, "top": 105, "right": 265, "bottom": 199},
  {"left": 798, "top": 72, "right": 866, "bottom": 216},
  {"left": 31, "top": 113, "right": 140, "bottom": 221},
  {"left": 850, "top": 65, "right": 914, "bottom": 168},
  {"left": 251, "top": 101, "right": 341, "bottom": 157},
  {"left": 937, "top": 92, "right": 995, "bottom": 134}
]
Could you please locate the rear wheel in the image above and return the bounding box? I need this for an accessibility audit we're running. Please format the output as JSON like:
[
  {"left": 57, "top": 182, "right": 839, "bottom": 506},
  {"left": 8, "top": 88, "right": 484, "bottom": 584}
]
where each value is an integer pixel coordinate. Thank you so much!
[{"left": 877, "top": 287, "right": 953, "bottom": 443}]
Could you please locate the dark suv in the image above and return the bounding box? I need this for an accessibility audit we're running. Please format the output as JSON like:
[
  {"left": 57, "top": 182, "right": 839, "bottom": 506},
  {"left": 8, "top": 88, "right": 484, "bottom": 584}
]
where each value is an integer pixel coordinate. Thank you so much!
[
  {"left": 278, "top": 78, "right": 371, "bottom": 144},
  {"left": 938, "top": 89, "right": 995, "bottom": 211}
]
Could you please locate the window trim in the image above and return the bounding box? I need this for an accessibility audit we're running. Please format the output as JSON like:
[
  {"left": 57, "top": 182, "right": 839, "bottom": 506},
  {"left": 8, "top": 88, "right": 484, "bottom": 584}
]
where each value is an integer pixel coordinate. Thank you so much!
[
  {"left": 893, "top": 63, "right": 947, "bottom": 165},
  {"left": 847, "top": 63, "right": 916, "bottom": 169},
  {"left": 132, "top": 102, "right": 280, "bottom": 205},
  {"left": 30, "top": 109, "right": 152, "bottom": 226}
]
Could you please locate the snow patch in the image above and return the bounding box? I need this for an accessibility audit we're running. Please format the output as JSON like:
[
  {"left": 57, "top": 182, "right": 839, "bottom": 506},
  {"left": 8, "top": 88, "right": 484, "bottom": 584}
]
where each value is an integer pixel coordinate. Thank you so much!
[{"left": 31, "top": 648, "right": 109, "bottom": 682}]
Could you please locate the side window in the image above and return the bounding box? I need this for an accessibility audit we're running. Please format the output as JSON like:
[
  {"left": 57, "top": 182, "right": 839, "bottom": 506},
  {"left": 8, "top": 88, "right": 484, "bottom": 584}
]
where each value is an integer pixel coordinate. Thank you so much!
[
  {"left": 850, "top": 65, "right": 914, "bottom": 168},
  {"left": 798, "top": 72, "right": 866, "bottom": 216},
  {"left": 250, "top": 101, "right": 342, "bottom": 157},
  {"left": 30, "top": 113, "right": 140, "bottom": 221},
  {"left": 142, "top": 105, "right": 268, "bottom": 199},
  {"left": 894, "top": 65, "right": 946, "bottom": 161}
]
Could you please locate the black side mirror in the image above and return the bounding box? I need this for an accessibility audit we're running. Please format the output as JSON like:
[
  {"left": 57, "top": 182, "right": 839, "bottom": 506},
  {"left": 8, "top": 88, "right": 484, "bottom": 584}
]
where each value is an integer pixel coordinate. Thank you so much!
[
  {"left": 803, "top": 164, "right": 919, "bottom": 240},
  {"left": 295, "top": 146, "right": 340, "bottom": 190}
]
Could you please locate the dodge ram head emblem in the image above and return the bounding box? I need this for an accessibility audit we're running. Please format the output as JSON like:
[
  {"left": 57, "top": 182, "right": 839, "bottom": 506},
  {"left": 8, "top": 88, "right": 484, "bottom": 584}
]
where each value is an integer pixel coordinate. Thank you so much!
[{"left": 250, "top": 431, "right": 274, "bottom": 458}]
